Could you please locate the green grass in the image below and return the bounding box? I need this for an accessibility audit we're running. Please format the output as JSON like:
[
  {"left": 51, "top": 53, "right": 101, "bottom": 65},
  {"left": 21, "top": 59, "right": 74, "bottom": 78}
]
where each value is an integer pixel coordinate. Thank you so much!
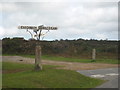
[
  {"left": 3, "top": 54, "right": 119, "bottom": 64},
  {"left": 2, "top": 62, "right": 104, "bottom": 88},
  {"left": 4, "top": 55, "right": 120, "bottom": 64},
  {"left": 42, "top": 55, "right": 119, "bottom": 64}
]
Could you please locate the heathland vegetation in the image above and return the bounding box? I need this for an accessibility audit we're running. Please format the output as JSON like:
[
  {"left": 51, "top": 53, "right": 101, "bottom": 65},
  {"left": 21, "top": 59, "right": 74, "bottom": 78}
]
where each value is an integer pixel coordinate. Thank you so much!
[{"left": 2, "top": 37, "right": 118, "bottom": 60}]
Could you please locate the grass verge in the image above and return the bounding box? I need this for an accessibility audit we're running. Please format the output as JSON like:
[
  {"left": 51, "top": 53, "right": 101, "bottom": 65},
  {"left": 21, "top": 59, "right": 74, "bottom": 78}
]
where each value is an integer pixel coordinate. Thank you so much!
[
  {"left": 2, "top": 62, "right": 104, "bottom": 88},
  {"left": 3, "top": 54, "right": 119, "bottom": 64}
]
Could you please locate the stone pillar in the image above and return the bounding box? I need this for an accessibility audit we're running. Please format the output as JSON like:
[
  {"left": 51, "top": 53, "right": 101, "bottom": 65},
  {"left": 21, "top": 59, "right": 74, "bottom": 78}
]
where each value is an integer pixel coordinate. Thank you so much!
[
  {"left": 92, "top": 48, "right": 96, "bottom": 60},
  {"left": 35, "top": 45, "right": 42, "bottom": 71}
]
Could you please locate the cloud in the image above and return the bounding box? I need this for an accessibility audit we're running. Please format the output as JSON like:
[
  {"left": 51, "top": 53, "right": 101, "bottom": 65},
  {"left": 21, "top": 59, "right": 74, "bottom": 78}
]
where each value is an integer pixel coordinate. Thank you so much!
[
  {"left": 0, "top": 2, "right": 118, "bottom": 40},
  {"left": 95, "top": 33, "right": 107, "bottom": 39},
  {"left": 0, "top": 27, "right": 4, "bottom": 36},
  {"left": 0, "top": 0, "right": 119, "bottom": 2}
]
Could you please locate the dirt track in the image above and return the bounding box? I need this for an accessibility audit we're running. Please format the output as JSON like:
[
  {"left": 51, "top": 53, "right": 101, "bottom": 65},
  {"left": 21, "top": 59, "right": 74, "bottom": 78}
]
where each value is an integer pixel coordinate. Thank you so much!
[{"left": 2, "top": 56, "right": 118, "bottom": 70}]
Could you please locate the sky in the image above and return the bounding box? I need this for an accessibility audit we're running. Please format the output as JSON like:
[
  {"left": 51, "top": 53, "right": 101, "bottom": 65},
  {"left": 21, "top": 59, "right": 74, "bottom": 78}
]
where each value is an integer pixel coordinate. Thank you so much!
[{"left": 0, "top": 0, "right": 119, "bottom": 41}]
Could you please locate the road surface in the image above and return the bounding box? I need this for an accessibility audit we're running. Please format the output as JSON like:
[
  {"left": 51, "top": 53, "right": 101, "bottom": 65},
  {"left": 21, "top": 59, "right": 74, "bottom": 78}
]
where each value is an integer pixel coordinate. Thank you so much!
[{"left": 77, "top": 68, "right": 119, "bottom": 88}]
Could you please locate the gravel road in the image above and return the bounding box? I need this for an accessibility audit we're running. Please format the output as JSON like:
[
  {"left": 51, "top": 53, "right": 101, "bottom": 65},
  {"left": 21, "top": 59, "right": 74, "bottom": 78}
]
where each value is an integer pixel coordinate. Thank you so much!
[{"left": 2, "top": 56, "right": 118, "bottom": 70}]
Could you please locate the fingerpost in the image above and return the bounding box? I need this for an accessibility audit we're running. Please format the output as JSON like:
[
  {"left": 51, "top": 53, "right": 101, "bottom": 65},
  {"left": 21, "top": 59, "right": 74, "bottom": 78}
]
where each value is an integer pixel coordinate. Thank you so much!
[{"left": 18, "top": 25, "right": 58, "bottom": 71}]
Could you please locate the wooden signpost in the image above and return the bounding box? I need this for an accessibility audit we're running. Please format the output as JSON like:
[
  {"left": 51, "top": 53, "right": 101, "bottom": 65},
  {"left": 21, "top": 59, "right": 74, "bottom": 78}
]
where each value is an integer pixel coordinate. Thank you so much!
[{"left": 18, "top": 25, "right": 58, "bottom": 71}]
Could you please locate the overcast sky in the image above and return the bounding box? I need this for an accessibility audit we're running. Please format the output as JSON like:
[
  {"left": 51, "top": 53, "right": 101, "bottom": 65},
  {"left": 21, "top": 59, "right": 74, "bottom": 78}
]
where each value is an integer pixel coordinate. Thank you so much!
[{"left": 0, "top": 0, "right": 119, "bottom": 40}]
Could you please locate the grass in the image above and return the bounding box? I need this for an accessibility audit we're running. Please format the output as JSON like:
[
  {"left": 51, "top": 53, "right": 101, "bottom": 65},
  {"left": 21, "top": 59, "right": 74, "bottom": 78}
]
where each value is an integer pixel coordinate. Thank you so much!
[
  {"left": 42, "top": 55, "right": 119, "bottom": 64},
  {"left": 3, "top": 54, "right": 119, "bottom": 64},
  {"left": 2, "top": 62, "right": 105, "bottom": 88}
]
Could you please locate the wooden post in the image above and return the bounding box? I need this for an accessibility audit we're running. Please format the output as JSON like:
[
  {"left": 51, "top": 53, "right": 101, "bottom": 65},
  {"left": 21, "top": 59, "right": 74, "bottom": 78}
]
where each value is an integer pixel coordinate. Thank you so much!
[
  {"left": 92, "top": 48, "right": 96, "bottom": 61},
  {"left": 35, "top": 45, "right": 42, "bottom": 71}
]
